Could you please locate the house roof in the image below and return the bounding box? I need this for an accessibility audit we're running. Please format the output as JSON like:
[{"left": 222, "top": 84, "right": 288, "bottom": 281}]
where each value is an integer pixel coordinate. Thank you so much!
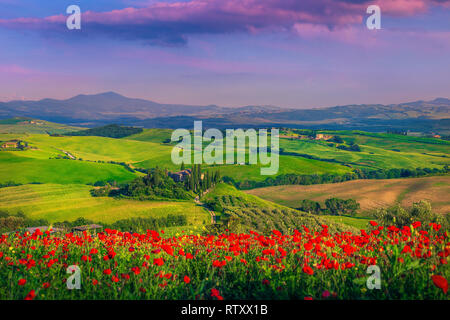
[{"left": 72, "top": 224, "right": 103, "bottom": 231}]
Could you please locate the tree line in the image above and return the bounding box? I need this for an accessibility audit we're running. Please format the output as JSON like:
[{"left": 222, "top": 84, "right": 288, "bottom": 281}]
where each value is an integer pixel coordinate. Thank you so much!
[
  {"left": 0, "top": 210, "right": 187, "bottom": 234},
  {"left": 297, "top": 198, "right": 360, "bottom": 216},
  {"left": 181, "top": 163, "right": 221, "bottom": 195},
  {"left": 225, "top": 166, "right": 449, "bottom": 190},
  {"left": 91, "top": 165, "right": 221, "bottom": 200},
  {"left": 66, "top": 124, "right": 143, "bottom": 138}
]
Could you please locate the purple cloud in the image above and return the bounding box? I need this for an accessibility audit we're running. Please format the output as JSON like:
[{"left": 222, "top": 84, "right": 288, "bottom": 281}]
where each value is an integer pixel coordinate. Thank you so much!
[{"left": 0, "top": 0, "right": 448, "bottom": 45}]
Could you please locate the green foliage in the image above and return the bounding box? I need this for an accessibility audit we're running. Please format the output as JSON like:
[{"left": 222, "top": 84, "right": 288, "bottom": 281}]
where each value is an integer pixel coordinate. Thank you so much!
[
  {"left": 0, "top": 210, "right": 49, "bottom": 234},
  {"left": 119, "top": 167, "right": 193, "bottom": 200},
  {"left": 66, "top": 124, "right": 143, "bottom": 138},
  {"left": 0, "top": 181, "right": 22, "bottom": 188},
  {"left": 108, "top": 214, "right": 187, "bottom": 233},
  {"left": 324, "top": 198, "right": 360, "bottom": 216},
  {"left": 297, "top": 199, "right": 322, "bottom": 215},
  {"left": 375, "top": 200, "right": 449, "bottom": 229},
  {"left": 203, "top": 184, "right": 355, "bottom": 235},
  {"left": 337, "top": 144, "right": 361, "bottom": 152},
  {"left": 0, "top": 209, "right": 187, "bottom": 234},
  {"left": 297, "top": 198, "right": 360, "bottom": 216},
  {"left": 228, "top": 166, "right": 449, "bottom": 190},
  {"left": 183, "top": 164, "right": 221, "bottom": 194}
]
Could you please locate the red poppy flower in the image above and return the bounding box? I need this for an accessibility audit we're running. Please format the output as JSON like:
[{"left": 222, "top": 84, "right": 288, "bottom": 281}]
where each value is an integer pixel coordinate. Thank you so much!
[
  {"left": 18, "top": 279, "right": 26, "bottom": 286},
  {"left": 369, "top": 221, "right": 378, "bottom": 227},
  {"left": 302, "top": 265, "right": 314, "bottom": 275},
  {"left": 211, "top": 288, "right": 224, "bottom": 300},
  {"left": 153, "top": 258, "right": 164, "bottom": 266},
  {"left": 412, "top": 221, "right": 421, "bottom": 229},
  {"left": 431, "top": 275, "right": 448, "bottom": 294},
  {"left": 184, "top": 276, "right": 191, "bottom": 284},
  {"left": 131, "top": 266, "right": 141, "bottom": 275},
  {"left": 24, "top": 290, "right": 36, "bottom": 300},
  {"left": 103, "top": 269, "right": 112, "bottom": 275},
  {"left": 304, "top": 242, "right": 313, "bottom": 251}
]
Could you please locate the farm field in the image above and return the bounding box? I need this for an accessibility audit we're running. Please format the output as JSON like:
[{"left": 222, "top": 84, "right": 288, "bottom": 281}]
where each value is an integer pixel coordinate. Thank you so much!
[
  {"left": 246, "top": 175, "right": 450, "bottom": 214},
  {"left": 1, "top": 123, "right": 449, "bottom": 233},
  {"left": 279, "top": 136, "right": 450, "bottom": 170},
  {"left": 1, "top": 125, "right": 449, "bottom": 185},
  {"left": 0, "top": 152, "right": 138, "bottom": 185},
  {"left": 0, "top": 183, "right": 209, "bottom": 225},
  {"left": 0, "top": 118, "right": 82, "bottom": 134}
]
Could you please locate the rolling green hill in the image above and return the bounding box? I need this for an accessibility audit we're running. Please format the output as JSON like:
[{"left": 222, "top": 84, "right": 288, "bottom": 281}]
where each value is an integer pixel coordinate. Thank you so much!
[
  {"left": 0, "top": 152, "right": 138, "bottom": 185},
  {"left": 1, "top": 126, "right": 449, "bottom": 186},
  {"left": 201, "top": 183, "right": 356, "bottom": 233},
  {"left": 0, "top": 117, "right": 83, "bottom": 134},
  {"left": 0, "top": 183, "right": 209, "bottom": 224},
  {"left": 279, "top": 133, "right": 450, "bottom": 170},
  {"left": 246, "top": 175, "right": 450, "bottom": 215}
]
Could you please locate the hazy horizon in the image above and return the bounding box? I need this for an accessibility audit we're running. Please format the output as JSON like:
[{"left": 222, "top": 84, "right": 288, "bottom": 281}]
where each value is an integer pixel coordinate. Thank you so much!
[{"left": 1, "top": 90, "right": 449, "bottom": 111}]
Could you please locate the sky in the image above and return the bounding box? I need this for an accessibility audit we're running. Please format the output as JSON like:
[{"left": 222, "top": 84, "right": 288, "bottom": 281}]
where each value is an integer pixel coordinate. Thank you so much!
[{"left": 0, "top": 0, "right": 449, "bottom": 108}]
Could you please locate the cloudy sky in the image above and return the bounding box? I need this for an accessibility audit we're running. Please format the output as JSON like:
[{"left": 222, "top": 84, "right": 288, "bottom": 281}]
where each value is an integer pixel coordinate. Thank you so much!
[{"left": 0, "top": 0, "right": 449, "bottom": 108}]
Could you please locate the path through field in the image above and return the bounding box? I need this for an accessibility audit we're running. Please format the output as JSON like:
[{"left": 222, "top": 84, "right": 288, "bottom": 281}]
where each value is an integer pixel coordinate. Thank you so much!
[{"left": 195, "top": 190, "right": 216, "bottom": 224}]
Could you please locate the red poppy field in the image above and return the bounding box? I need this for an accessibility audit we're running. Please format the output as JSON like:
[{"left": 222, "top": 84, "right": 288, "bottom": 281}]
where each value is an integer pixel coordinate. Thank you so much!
[{"left": 0, "top": 221, "right": 448, "bottom": 300}]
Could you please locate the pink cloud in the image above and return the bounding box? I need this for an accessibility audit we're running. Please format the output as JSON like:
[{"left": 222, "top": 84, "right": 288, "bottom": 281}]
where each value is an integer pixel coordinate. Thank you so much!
[
  {"left": 0, "top": 64, "right": 35, "bottom": 75},
  {"left": 0, "top": 0, "right": 448, "bottom": 45}
]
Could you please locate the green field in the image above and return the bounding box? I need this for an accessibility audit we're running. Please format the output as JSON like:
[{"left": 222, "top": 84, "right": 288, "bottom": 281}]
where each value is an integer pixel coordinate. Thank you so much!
[
  {"left": 0, "top": 152, "right": 137, "bottom": 185},
  {"left": 320, "top": 215, "right": 372, "bottom": 229},
  {"left": 1, "top": 123, "right": 449, "bottom": 231},
  {"left": 0, "top": 118, "right": 82, "bottom": 134},
  {"left": 280, "top": 135, "right": 450, "bottom": 170},
  {"left": 0, "top": 183, "right": 209, "bottom": 224}
]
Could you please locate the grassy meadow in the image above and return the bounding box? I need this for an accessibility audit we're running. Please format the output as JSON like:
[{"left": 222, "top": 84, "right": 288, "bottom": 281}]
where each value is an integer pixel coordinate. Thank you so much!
[
  {"left": 0, "top": 122, "right": 449, "bottom": 232},
  {"left": 246, "top": 175, "right": 450, "bottom": 215},
  {"left": 0, "top": 183, "right": 209, "bottom": 225}
]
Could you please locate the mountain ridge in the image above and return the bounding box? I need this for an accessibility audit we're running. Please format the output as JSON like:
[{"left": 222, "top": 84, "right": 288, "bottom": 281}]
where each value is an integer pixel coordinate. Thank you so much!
[{"left": 1, "top": 92, "right": 449, "bottom": 132}]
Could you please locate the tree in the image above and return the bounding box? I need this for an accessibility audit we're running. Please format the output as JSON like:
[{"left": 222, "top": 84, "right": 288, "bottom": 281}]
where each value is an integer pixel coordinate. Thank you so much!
[
  {"left": 325, "top": 198, "right": 360, "bottom": 216},
  {"left": 298, "top": 199, "right": 321, "bottom": 215}
]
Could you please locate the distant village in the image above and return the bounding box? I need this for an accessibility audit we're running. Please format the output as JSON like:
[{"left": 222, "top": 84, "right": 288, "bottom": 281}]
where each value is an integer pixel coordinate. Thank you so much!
[{"left": 0, "top": 139, "right": 29, "bottom": 150}]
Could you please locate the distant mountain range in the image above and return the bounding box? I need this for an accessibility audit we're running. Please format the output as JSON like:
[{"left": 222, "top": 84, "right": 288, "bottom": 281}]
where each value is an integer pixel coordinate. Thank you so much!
[{"left": 1, "top": 92, "right": 449, "bottom": 133}]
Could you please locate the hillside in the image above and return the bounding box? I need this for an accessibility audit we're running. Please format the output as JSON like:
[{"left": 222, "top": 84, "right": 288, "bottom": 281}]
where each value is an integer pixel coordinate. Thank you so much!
[
  {"left": 0, "top": 117, "right": 83, "bottom": 134},
  {"left": 1, "top": 93, "right": 449, "bottom": 133},
  {"left": 202, "top": 183, "right": 356, "bottom": 234},
  {"left": 66, "top": 124, "right": 143, "bottom": 138},
  {"left": 0, "top": 183, "right": 208, "bottom": 225},
  {"left": 246, "top": 176, "right": 450, "bottom": 214}
]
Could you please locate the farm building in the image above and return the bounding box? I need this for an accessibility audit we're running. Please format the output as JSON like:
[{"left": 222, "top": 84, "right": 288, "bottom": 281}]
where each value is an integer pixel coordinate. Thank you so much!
[
  {"left": 25, "top": 226, "right": 64, "bottom": 234},
  {"left": 0, "top": 139, "right": 29, "bottom": 150},
  {"left": 169, "top": 169, "right": 192, "bottom": 182},
  {"left": 315, "top": 134, "right": 333, "bottom": 140},
  {"left": 2, "top": 141, "right": 18, "bottom": 149},
  {"left": 72, "top": 224, "right": 103, "bottom": 233}
]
